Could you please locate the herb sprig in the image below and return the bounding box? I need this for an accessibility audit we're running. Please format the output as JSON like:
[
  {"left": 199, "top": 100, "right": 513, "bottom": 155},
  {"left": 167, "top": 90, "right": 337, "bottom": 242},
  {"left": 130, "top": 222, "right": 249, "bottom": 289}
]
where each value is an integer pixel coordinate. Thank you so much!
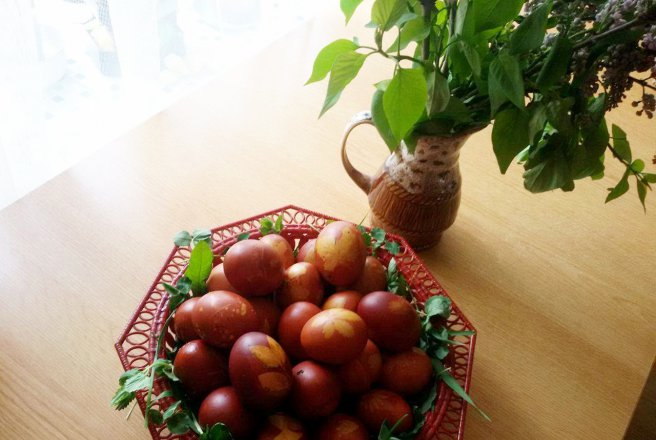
[{"left": 358, "top": 225, "right": 402, "bottom": 256}]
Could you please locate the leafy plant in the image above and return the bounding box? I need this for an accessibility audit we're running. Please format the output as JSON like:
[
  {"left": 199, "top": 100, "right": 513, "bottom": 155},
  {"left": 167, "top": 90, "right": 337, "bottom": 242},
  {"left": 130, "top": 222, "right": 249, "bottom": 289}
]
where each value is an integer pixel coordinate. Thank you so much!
[{"left": 308, "top": 0, "right": 656, "bottom": 208}]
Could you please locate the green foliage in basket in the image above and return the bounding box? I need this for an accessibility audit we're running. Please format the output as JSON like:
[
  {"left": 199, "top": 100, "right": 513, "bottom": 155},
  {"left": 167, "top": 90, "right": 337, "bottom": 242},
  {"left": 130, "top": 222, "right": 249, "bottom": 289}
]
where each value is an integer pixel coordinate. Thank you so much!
[{"left": 308, "top": 0, "right": 656, "bottom": 207}]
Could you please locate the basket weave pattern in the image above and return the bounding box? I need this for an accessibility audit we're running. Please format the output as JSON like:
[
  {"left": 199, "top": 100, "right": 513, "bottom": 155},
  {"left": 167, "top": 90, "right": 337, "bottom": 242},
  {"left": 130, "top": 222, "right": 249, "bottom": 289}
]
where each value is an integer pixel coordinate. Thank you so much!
[{"left": 115, "top": 205, "right": 477, "bottom": 440}]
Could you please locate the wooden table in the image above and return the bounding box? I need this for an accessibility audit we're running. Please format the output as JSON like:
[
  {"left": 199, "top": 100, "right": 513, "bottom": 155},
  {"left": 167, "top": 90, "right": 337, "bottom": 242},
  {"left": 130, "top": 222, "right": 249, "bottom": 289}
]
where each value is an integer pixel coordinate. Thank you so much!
[{"left": 1, "top": 5, "right": 654, "bottom": 440}]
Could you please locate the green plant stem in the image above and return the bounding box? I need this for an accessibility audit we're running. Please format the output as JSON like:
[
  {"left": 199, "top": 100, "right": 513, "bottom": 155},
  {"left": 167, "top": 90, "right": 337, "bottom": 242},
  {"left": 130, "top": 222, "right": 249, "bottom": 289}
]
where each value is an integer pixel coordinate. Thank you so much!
[
  {"left": 607, "top": 143, "right": 651, "bottom": 188},
  {"left": 144, "top": 312, "right": 175, "bottom": 428},
  {"left": 360, "top": 46, "right": 425, "bottom": 65},
  {"left": 629, "top": 76, "right": 656, "bottom": 92},
  {"left": 421, "top": 0, "right": 433, "bottom": 61},
  {"left": 573, "top": 17, "right": 645, "bottom": 50}
]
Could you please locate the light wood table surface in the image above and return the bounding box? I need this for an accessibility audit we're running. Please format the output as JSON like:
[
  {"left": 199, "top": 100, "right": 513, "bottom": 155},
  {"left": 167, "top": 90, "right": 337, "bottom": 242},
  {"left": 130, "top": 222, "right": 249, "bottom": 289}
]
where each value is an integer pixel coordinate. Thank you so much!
[{"left": 1, "top": 5, "right": 654, "bottom": 440}]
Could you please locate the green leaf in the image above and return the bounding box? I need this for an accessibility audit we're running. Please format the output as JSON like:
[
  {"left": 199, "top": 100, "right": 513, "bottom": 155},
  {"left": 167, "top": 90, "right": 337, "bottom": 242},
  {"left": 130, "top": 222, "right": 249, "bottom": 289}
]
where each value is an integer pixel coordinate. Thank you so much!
[
  {"left": 536, "top": 35, "right": 573, "bottom": 90},
  {"left": 492, "top": 107, "right": 530, "bottom": 173},
  {"left": 546, "top": 98, "right": 575, "bottom": 136},
  {"left": 605, "top": 170, "right": 630, "bottom": 203},
  {"left": 427, "top": 71, "right": 449, "bottom": 116},
  {"left": 637, "top": 180, "right": 647, "bottom": 212},
  {"left": 191, "top": 229, "right": 212, "bottom": 246},
  {"left": 384, "top": 241, "right": 401, "bottom": 255},
  {"left": 148, "top": 409, "right": 163, "bottom": 425},
  {"left": 611, "top": 124, "right": 631, "bottom": 163},
  {"left": 173, "top": 231, "right": 191, "bottom": 247},
  {"left": 488, "top": 51, "right": 525, "bottom": 114},
  {"left": 383, "top": 67, "right": 427, "bottom": 142},
  {"left": 163, "top": 282, "right": 187, "bottom": 311},
  {"left": 528, "top": 102, "right": 548, "bottom": 143},
  {"left": 166, "top": 411, "right": 195, "bottom": 435},
  {"left": 320, "top": 51, "right": 367, "bottom": 116},
  {"left": 631, "top": 159, "right": 645, "bottom": 173},
  {"left": 509, "top": 2, "right": 551, "bottom": 54},
  {"left": 523, "top": 138, "right": 572, "bottom": 193},
  {"left": 203, "top": 423, "right": 234, "bottom": 440},
  {"left": 474, "top": 0, "right": 524, "bottom": 32},
  {"left": 274, "top": 215, "right": 284, "bottom": 233},
  {"left": 162, "top": 401, "right": 181, "bottom": 420},
  {"left": 424, "top": 295, "right": 451, "bottom": 319},
  {"left": 572, "top": 119, "right": 608, "bottom": 179},
  {"left": 454, "top": 0, "right": 473, "bottom": 37},
  {"left": 341, "top": 0, "right": 365, "bottom": 23},
  {"left": 306, "top": 39, "right": 358, "bottom": 85},
  {"left": 236, "top": 232, "right": 250, "bottom": 241},
  {"left": 372, "top": 88, "right": 399, "bottom": 151},
  {"left": 387, "top": 16, "right": 431, "bottom": 52},
  {"left": 458, "top": 39, "right": 481, "bottom": 77},
  {"left": 371, "top": 0, "right": 407, "bottom": 31},
  {"left": 644, "top": 173, "right": 656, "bottom": 183},
  {"left": 154, "top": 390, "right": 174, "bottom": 401},
  {"left": 185, "top": 240, "right": 214, "bottom": 296},
  {"left": 259, "top": 217, "right": 274, "bottom": 235},
  {"left": 111, "top": 389, "right": 136, "bottom": 411},
  {"left": 122, "top": 370, "right": 150, "bottom": 393},
  {"left": 371, "top": 227, "right": 386, "bottom": 243},
  {"left": 440, "top": 370, "right": 491, "bottom": 421},
  {"left": 357, "top": 225, "right": 373, "bottom": 248}
]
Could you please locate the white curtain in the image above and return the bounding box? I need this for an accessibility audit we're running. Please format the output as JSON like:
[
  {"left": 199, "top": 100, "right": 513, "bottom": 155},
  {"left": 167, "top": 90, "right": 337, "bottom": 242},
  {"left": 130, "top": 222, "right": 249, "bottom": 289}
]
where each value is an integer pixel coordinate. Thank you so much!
[{"left": 0, "top": 0, "right": 322, "bottom": 209}]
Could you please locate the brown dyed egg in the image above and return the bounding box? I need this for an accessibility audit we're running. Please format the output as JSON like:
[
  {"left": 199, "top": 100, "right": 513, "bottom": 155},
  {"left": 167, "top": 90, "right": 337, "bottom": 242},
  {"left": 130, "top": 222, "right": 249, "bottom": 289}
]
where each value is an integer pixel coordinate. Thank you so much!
[
  {"left": 173, "top": 340, "right": 228, "bottom": 399},
  {"left": 277, "top": 262, "right": 324, "bottom": 309},
  {"left": 277, "top": 302, "right": 321, "bottom": 360},
  {"left": 206, "top": 263, "right": 238, "bottom": 292},
  {"left": 260, "top": 234, "right": 295, "bottom": 269},
  {"left": 249, "top": 297, "right": 281, "bottom": 336},
  {"left": 314, "top": 221, "right": 367, "bottom": 286},
  {"left": 229, "top": 332, "right": 293, "bottom": 411},
  {"left": 173, "top": 297, "right": 200, "bottom": 342},
  {"left": 357, "top": 291, "right": 421, "bottom": 352},
  {"left": 300, "top": 308, "right": 368, "bottom": 365},
  {"left": 223, "top": 239, "right": 284, "bottom": 296},
  {"left": 290, "top": 361, "right": 342, "bottom": 419},
  {"left": 296, "top": 239, "right": 316, "bottom": 265},
  {"left": 192, "top": 291, "right": 260, "bottom": 349},
  {"left": 257, "top": 414, "right": 308, "bottom": 440},
  {"left": 357, "top": 389, "right": 413, "bottom": 433},
  {"left": 316, "top": 414, "right": 369, "bottom": 440},
  {"left": 337, "top": 340, "right": 382, "bottom": 394},
  {"left": 380, "top": 347, "right": 433, "bottom": 396},
  {"left": 322, "top": 290, "right": 363, "bottom": 312},
  {"left": 198, "top": 386, "right": 259, "bottom": 439},
  {"left": 348, "top": 256, "right": 388, "bottom": 294}
]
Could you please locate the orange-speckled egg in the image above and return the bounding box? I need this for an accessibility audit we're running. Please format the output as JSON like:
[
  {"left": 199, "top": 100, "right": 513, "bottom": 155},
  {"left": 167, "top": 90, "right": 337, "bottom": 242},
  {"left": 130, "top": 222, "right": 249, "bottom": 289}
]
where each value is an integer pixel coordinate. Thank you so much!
[
  {"left": 348, "top": 256, "right": 388, "bottom": 294},
  {"left": 192, "top": 291, "right": 260, "bottom": 349},
  {"left": 322, "top": 290, "right": 363, "bottom": 312},
  {"left": 300, "top": 308, "right": 367, "bottom": 365},
  {"left": 257, "top": 414, "right": 308, "bottom": 440},
  {"left": 316, "top": 414, "right": 369, "bottom": 440},
  {"left": 314, "top": 221, "right": 366, "bottom": 286},
  {"left": 277, "top": 262, "right": 324, "bottom": 309},
  {"left": 337, "top": 340, "right": 382, "bottom": 394},
  {"left": 357, "top": 291, "right": 421, "bottom": 352}
]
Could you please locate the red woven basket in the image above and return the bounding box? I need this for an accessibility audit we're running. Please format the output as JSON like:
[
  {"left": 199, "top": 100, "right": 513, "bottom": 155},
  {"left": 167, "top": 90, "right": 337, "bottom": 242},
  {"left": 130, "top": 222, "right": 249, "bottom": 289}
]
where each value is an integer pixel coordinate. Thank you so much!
[{"left": 115, "top": 205, "right": 477, "bottom": 440}]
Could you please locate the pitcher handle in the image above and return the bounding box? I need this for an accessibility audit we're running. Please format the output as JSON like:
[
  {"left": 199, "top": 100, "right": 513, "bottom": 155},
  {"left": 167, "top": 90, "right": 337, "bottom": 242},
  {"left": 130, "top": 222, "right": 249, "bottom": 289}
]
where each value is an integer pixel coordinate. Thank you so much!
[{"left": 341, "top": 111, "right": 375, "bottom": 194}]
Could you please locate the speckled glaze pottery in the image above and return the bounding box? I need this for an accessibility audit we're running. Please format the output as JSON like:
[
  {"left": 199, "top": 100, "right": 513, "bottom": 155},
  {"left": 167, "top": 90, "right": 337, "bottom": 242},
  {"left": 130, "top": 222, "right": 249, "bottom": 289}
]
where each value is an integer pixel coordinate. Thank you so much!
[{"left": 341, "top": 112, "right": 479, "bottom": 250}]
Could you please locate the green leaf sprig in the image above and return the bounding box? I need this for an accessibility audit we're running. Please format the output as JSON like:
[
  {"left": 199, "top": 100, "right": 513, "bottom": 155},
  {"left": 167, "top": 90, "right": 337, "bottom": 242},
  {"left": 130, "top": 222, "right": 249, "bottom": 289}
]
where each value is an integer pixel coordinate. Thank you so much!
[
  {"left": 173, "top": 229, "right": 212, "bottom": 247},
  {"left": 259, "top": 216, "right": 284, "bottom": 236},
  {"left": 358, "top": 226, "right": 402, "bottom": 256}
]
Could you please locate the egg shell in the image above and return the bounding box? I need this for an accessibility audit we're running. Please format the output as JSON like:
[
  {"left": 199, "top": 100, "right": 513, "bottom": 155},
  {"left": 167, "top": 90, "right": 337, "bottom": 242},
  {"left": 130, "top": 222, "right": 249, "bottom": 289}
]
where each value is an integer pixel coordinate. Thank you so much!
[
  {"left": 348, "top": 256, "right": 388, "bottom": 294},
  {"left": 314, "top": 221, "right": 367, "bottom": 286},
  {"left": 277, "top": 262, "right": 324, "bottom": 309},
  {"left": 206, "top": 263, "right": 238, "bottom": 292},
  {"left": 290, "top": 361, "right": 342, "bottom": 419},
  {"left": 249, "top": 297, "right": 281, "bottom": 337},
  {"left": 357, "top": 291, "right": 421, "bottom": 352},
  {"left": 229, "top": 332, "right": 293, "bottom": 411},
  {"left": 198, "top": 386, "right": 259, "bottom": 439},
  {"left": 337, "top": 339, "right": 382, "bottom": 394},
  {"left": 357, "top": 389, "right": 413, "bottom": 433},
  {"left": 300, "top": 308, "right": 368, "bottom": 365},
  {"left": 316, "top": 414, "right": 369, "bottom": 440},
  {"left": 322, "top": 290, "right": 363, "bottom": 312},
  {"left": 260, "top": 234, "right": 295, "bottom": 269},
  {"left": 296, "top": 239, "right": 317, "bottom": 265},
  {"left": 192, "top": 291, "right": 260, "bottom": 349},
  {"left": 277, "top": 302, "right": 321, "bottom": 361},
  {"left": 223, "top": 239, "right": 285, "bottom": 296},
  {"left": 173, "top": 340, "right": 228, "bottom": 399},
  {"left": 173, "top": 297, "right": 200, "bottom": 342},
  {"left": 380, "top": 347, "right": 433, "bottom": 396},
  {"left": 257, "top": 414, "right": 308, "bottom": 440}
]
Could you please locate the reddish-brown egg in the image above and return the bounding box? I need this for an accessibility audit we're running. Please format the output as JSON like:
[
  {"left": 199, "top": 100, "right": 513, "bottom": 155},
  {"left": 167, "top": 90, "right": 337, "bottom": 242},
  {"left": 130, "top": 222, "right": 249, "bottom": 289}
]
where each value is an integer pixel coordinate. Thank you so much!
[
  {"left": 322, "top": 290, "right": 363, "bottom": 312},
  {"left": 277, "top": 302, "right": 321, "bottom": 360},
  {"left": 314, "top": 221, "right": 367, "bottom": 286},
  {"left": 192, "top": 291, "right": 260, "bottom": 349},
  {"left": 296, "top": 239, "right": 316, "bottom": 265},
  {"left": 206, "top": 263, "right": 238, "bottom": 292},
  {"left": 357, "top": 389, "right": 413, "bottom": 433},
  {"left": 260, "top": 234, "right": 295, "bottom": 269},
  {"left": 300, "top": 308, "right": 368, "bottom": 365},
  {"left": 290, "top": 361, "right": 342, "bottom": 419},
  {"left": 173, "top": 297, "right": 200, "bottom": 342},
  {"left": 316, "top": 414, "right": 369, "bottom": 440},
  {"left": 229, "top": 332, "right": 293, "bottom": 411},
  {"left": 198, "top": 386, "right": 259, "bottom": 439},
  {"left": 277, "top": 262, "right": 324, "bottom": 309},
  {"left": 257, "top": 414, "right": 308, "bottom": 440},
  {"left": 357, "top": 291, "right": 421, "bottom": 352},
  {"left": 249, "top": 297, "right": 281, "bottom": 336},
  {"left": 348, "top": 256, "right": 388, "bottom": 294},
  {"left": 337, "top": 340, "right": 382, "bottom": 394},
  {"left": 173, "top": 340, "right": 228, "bottom": 399},
  {"left": 380, "top": 347, "right": 433, "bottom": 396},
  {"left": 223, "top": 239, "right": 285, "bottom": 296}
]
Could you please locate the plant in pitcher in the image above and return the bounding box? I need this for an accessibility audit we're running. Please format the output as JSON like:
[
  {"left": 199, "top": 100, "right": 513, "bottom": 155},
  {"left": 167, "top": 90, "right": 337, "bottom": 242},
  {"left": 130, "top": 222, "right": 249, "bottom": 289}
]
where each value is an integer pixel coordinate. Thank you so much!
[{"left": 307, "top": 0, "right": 656, "bottom": 208}]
